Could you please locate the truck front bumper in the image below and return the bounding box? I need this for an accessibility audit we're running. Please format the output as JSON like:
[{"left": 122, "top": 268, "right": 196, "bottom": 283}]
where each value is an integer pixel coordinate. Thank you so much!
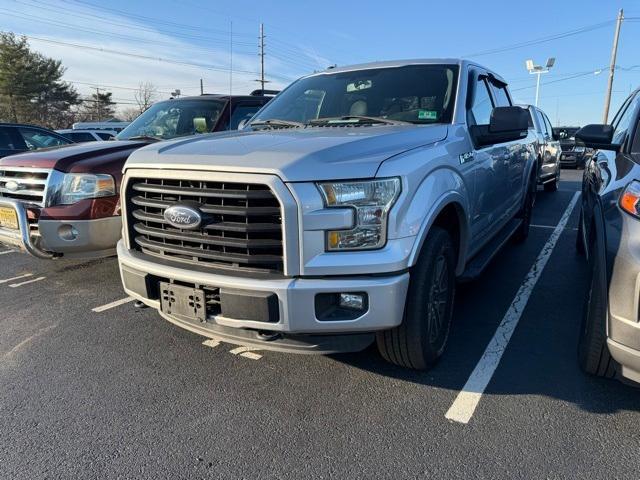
[
  {"left": 117, "top": 241, "right": 410, "bottom": 354},
  {"left": 0, "top": 198, "right": 121, "bottom": 259}
]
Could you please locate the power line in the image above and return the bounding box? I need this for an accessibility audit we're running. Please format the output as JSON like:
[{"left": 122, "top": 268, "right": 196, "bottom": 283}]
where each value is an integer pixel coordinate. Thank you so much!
[
  {"left": 7, "top": 32, "right": 299, "bottom": 81},
  {"left": 462, "top": 20, "right": 615, "bottom": 57},
  {"left": 510, "top": 69, "right": 607, "bottom": 93}
]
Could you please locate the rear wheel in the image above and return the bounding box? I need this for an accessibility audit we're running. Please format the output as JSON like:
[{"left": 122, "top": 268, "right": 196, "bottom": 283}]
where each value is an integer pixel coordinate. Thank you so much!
[
  {"left": 376, "top": 227, "right": 456, "bottom": 370},
  {"left": 578, "top": 236, "right": 616, "bottom": 377}
]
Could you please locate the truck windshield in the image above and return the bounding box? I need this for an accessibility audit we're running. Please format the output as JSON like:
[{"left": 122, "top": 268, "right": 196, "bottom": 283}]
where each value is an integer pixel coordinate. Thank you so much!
[
  {"left": 251, "top": 64, "right": 458, "bottom": 127},
  {"left": 117, "top": 99, "right": 226, "bottom": 140}
]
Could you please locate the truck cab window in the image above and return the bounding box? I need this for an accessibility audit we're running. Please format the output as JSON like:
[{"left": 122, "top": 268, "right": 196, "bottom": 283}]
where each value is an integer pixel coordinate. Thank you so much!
[{"left": 470, "top": 79, "right": 494, "bottom": 126}]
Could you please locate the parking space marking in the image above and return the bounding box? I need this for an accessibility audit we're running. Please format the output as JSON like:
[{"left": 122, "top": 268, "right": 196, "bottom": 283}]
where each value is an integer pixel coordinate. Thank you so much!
[
  {"left": 202, "top": 339, "right": 221, "bottom": 348},
  {"left": 0, "top": 273, "right": 32, "bottom": 285},
  {"left": 229, "top": 346, "right": 263, "bottom": 360},
  {"left": 445, "top": 191, "right": 580, "bottom": 425},
  {"left": 92, "top": 297, "right": 135, "bottom": 313},
  {"left": 531, "top": 224, "right": 578, "bottom": 231},
  {"left": 9, "top": 276, "right": 46, "bottom": 288},
  {"left": 0, "top": 250, "right": 14, "bottom": 255}
]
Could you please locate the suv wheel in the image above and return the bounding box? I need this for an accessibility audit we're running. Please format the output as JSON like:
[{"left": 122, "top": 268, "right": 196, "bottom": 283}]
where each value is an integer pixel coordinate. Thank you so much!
[
  {"left": 376, "top": 227, "right": 456, "bottom": 369},
  {"left": 513, "top": 175, "right": 536, "bottom": 242},
  {"left": 578, "top": 238, "right": 616, "bottom": 377}
]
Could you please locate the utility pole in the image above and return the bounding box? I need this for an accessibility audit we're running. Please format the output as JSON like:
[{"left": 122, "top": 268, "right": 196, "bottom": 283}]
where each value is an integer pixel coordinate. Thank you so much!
[
  {"left": 200, "top": 78, "right": 204, "bottom": 95},
  {"left": 259, "top": 23, "right": 265, "bottom": 91},
  {"left": 603, "top": 9, "right": 624, "bottom": 123}
]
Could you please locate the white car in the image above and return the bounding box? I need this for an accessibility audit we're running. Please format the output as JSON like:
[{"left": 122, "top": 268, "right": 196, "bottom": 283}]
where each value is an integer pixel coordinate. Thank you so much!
[{"left": 56, "top": 129, "right": 117, "bottom": 142}]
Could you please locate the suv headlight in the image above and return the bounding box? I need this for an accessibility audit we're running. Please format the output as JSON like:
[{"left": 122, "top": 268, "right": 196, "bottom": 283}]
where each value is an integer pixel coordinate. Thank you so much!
[
  {"left": 574, "top": 146, "right": 586, "bottom": 153},
  {"left": 57, "top": 173, "right": 116, "bottom": 205},
  {"left": 317, "top": 178, "right": 401, "bottom": 251}
]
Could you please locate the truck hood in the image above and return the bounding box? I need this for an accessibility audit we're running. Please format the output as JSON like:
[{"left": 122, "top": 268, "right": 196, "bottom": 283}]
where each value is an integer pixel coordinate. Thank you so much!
[
  {"left": 0, "top": 140, "right": 148, "bottom": 172},
  {"left": 124, "top": 124, "right": 449, "bottom": 181}
]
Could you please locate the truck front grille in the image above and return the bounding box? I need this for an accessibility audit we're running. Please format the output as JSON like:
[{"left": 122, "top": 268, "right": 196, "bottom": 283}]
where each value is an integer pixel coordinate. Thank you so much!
[
  {"left": 0, "top": 167, "right": 50, "bottom": 207},
  {"left": 126, "top": 177, "right": 284, "bottom": 273}
]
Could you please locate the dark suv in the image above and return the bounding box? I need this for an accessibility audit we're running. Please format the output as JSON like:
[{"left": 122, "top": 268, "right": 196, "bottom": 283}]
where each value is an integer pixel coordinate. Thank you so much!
[
  {"left": 575, "top": 87, "right": 640, "bottom": 383},
  {"left": 0, "top": 123, "right": 73, "bottom": 158}
]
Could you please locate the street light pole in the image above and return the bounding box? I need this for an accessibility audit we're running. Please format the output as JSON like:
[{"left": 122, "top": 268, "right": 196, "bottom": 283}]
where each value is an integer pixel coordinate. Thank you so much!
[{"left": 526, "top": 58, "right": 555, "bottom": 107}]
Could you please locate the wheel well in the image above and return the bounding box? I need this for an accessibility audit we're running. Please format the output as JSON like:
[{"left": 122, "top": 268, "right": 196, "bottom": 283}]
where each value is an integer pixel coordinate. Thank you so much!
[{"left": 432, "top": 203, "right": 462, "bottom": 259}]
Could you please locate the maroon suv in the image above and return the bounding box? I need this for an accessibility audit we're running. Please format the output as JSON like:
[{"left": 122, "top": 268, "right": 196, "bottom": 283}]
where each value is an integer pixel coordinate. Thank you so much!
[{"left": 0, "top": 93, "right": 273, "bottom": 258}]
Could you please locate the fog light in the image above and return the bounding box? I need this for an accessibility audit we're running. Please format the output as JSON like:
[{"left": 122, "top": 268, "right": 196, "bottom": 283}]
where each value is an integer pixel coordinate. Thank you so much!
[
  {"left": 58, "top": 224, "right": 79, "bottom": 241},
  {"left": 315, "top": 292, "right": 369, "bottom": 321},
  {"left": 339, "top": 293, "right": 365, "bottom": 310}
]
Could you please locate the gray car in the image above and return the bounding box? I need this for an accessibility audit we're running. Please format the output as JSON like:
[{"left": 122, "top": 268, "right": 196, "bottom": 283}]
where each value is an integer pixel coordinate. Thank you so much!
[
  {"left": 116, "top": 59, "right": 536, "bottom": 369},
  {"left": 522, "top": 105, "right": 561, "bottom": 191},
  {"left": 576, "top": 87, "right": 640, "bottom": 383}
]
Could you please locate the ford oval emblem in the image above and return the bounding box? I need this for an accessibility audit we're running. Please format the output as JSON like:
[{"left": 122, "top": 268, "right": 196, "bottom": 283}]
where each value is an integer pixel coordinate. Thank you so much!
[
  {"left": 5, "top": 180, "right": 19, "bottom": 192},
  {"left": 163, "top": 204, "right": 202, "bottom": 230}
]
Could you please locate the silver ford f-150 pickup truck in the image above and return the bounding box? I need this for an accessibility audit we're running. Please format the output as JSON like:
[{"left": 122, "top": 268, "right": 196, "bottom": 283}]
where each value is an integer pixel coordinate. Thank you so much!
[{"left": 117, "top": 59, "right": 536, "bottom": 369}]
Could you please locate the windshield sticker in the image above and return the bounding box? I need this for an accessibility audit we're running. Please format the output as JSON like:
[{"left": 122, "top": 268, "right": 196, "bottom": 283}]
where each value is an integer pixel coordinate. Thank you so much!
[{"left": 418, "top": 110, "right": 437, "bottom": 120}]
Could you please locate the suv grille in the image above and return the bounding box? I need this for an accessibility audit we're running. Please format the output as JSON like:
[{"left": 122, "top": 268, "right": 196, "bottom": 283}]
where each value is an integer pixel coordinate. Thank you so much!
[
  {"left": 127, "top": 178, "right": 284, "bottom": 273},
  {"left": 0, "top": 167, "right": 50, "bottom": 207}
]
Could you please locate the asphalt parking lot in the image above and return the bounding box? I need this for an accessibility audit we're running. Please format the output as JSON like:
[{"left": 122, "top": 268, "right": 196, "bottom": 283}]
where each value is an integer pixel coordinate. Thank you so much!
[{"left": 1, "top": 169, "right": 639, "bottom": 479}]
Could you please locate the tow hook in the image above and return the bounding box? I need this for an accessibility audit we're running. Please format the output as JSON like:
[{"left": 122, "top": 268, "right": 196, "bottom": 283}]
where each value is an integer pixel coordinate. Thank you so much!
[{"left": 256, "top": 330, "right": 281, "bottom": 341}]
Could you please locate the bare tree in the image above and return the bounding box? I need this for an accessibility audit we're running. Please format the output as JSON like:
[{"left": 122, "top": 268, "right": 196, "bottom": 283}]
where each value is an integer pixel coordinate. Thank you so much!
[
  {"left": 121, "top": 107, "right": 141, "bottom": 122},
  {"left": 134, "top": 81, "right": 158, "bottom": 114}
]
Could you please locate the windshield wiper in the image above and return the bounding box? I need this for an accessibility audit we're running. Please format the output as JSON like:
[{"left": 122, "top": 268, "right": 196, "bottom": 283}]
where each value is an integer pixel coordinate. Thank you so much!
[
  {"left": 125, "top": 135, "right": 162, "bottom": 142},
  {"left": 308, "top": 116, "right": 410, "bottom": 126},
  {"left": 249, "top": 119, "right": 305, "bottom": 129}
]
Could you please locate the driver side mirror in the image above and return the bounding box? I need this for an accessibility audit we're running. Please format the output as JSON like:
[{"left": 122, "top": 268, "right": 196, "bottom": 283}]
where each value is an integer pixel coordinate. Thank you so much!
[
  {"left": 474, "top": 106, "right": 529, "bottom": 147},
  {"left": 575, "top": 124, "right": 620, "bottom": 152}
]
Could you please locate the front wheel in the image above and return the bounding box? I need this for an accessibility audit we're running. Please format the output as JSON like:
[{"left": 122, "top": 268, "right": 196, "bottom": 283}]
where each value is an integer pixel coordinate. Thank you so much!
[
  {"left": 376, "top": 227, "right": 456, "bottom": 370},
  {"left": 578, "top": 236, "right": 616, "bottom": 377}
]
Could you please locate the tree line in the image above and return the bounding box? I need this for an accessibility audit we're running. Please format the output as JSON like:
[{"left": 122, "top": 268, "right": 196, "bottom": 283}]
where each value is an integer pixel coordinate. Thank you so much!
[{"left": 0, "top": 33, "right": 158, "bottom": 129}]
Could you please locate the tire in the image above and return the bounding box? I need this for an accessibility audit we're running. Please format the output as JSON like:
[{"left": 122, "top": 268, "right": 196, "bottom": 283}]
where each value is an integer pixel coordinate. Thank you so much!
[
  {"left": 544, "top": 169, "right": 560, "bottom": 192},
  {"left": 513, "top": 175, "right": 536, "bottom": 243},
  {"left": 578, "top": 235, "right": 616, "bottom": 377},
  {"left": 376, "top": 227, "right": 456, "bottom": 370}
]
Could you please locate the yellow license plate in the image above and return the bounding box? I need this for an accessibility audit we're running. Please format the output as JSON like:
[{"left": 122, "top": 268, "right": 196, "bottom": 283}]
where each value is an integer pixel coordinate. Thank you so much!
[{"left": 0, "top": 207, "right": 18, "bottom": 230}]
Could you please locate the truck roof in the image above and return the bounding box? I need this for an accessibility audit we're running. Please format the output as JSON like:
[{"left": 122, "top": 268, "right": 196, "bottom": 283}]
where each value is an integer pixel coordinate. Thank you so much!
[{"left": 314, "top": 58, "right": 507, "bottom": 85}]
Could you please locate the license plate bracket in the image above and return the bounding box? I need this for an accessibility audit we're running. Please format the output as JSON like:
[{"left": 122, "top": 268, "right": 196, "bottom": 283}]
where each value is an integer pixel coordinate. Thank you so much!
[
  {"left": 159, "top": 282, "right": 206, "bottom": 323},
  {"left": 0, "top": 207, "right": 19, "bottom": 230}
]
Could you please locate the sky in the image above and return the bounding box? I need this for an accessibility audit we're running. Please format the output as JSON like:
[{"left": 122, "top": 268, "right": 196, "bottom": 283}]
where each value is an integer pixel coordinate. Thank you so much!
[{"left": 2, "top": 0, "right": 639, "bottom": 126}]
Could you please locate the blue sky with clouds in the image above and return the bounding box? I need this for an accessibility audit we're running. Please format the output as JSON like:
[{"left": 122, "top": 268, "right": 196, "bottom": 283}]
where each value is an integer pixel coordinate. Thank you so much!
[{"left": 2, "top": 0, "right": 639, "bottom": 125}]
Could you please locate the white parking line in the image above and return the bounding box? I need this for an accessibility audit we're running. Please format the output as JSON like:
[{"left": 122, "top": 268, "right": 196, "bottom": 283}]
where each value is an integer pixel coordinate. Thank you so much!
[
  {"left": 229, "top": 346, "right": 263, "bottom": 360},
  {"left": 445, "top": 191, "right": 580, "bottom": 424},
  {"left": 202, "top": 339, "right": 221, "bottom": 348},
  {"left": 0, "top": 273, "right": 32, "bottom": 285},
  {"left": 531, "top": 224, "right": 578, "bottom": 231},
  {"left": 0, "top": 250, "right": 14, "bottom": 255},
  {"left": 92, "top": 297, "right": 135, "bottom": 313},
  {"left": 9, "top": 276, "right": 46, "bottom": 288}
]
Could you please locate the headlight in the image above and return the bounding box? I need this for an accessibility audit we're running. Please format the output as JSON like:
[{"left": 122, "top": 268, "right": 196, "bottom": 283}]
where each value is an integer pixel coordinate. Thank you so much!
[
  {"left": 317, "top": 178, "right": 401, "bottom": 251},
  {"left": 57, "top": 173, "right": 116, "bottom": 205},
  {"left": 574, "top": 146, "right": 586, "bottom": 153},
  {"left": 620, "top": 181, "right": 640, "bottom": 218}
]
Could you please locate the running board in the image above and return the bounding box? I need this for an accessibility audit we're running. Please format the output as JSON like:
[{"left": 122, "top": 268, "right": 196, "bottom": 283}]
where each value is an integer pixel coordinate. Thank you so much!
[{"left": 459, "top": 218, "right": 522, "bottom": 282}]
